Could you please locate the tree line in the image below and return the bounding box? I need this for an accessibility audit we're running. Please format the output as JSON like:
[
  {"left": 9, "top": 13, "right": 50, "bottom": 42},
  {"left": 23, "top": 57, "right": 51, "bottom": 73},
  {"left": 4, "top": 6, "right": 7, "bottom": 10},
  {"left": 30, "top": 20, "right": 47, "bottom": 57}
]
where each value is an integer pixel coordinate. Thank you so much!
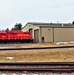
[{"left": 5, "top": 23, "right": 22, "bottom": 31}]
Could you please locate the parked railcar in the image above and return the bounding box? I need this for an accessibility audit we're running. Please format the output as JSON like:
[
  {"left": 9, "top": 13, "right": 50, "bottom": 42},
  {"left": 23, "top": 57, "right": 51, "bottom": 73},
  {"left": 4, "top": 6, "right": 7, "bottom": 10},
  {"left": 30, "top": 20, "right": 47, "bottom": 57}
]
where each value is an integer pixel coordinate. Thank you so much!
[{"left": 0, "top": 31, "right": 33, "bottom": 43}]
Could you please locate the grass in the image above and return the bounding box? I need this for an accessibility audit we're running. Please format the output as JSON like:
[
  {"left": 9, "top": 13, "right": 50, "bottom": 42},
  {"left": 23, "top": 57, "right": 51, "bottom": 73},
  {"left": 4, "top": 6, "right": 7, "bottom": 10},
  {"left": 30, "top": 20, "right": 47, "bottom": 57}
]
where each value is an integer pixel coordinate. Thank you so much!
[
  {"left": 0, "top": 49, "right": 74, "bottom": 62},
  {"left": 0, "top": 43, "right": 74, "bottom": 62}
]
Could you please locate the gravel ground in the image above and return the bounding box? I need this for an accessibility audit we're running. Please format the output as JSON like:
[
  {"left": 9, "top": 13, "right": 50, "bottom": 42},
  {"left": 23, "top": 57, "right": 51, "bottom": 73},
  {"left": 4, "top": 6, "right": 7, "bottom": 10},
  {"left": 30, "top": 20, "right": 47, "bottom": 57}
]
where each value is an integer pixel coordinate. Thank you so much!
[{"left": 1, "top": 42, "right": 74, "bottom": 49}]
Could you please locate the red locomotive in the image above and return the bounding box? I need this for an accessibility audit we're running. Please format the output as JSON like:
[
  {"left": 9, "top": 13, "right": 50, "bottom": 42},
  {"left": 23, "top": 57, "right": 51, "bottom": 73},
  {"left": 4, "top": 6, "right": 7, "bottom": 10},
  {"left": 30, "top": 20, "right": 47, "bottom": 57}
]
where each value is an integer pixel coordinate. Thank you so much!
[{"left": 0, "top": 31, "right": 33, "bottom": 43}]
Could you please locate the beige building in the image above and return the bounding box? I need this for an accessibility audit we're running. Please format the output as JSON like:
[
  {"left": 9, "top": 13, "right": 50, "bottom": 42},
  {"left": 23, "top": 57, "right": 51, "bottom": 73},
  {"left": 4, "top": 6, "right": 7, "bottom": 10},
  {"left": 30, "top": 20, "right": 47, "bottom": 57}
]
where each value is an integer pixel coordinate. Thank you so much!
[{"left": 22, "top": 22, "right": 74, "bottom": 43}]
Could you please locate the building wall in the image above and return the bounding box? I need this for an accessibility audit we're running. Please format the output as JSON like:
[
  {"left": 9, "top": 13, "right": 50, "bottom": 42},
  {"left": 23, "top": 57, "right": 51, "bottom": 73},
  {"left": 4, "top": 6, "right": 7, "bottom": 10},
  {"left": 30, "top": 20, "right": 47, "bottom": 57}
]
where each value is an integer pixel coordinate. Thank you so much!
[
  {"left": 40, "top": 27, "right": 74, "bottom": 42},
  {"left": 54, "top": 28, "right": 74, "bottom": 42},
  {"left": 22, "top": 24, "right": 33, "bottom": 32},
  {"left": 22, "top": 23, "right": 74, "bottom": 43},
  {"left": 40, "top": 27, "right": 53, "bottom": 42},
  {"left": 21, "top": 24, "right": 39, "bottom": 40}
]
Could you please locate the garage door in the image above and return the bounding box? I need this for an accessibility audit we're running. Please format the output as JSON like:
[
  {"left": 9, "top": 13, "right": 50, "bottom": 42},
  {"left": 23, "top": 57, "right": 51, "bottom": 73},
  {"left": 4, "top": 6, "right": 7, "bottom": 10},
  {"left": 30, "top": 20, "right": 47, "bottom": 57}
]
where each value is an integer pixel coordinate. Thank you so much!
[{"left": 34, "top": 29, "right": 39, "bottom": 42}]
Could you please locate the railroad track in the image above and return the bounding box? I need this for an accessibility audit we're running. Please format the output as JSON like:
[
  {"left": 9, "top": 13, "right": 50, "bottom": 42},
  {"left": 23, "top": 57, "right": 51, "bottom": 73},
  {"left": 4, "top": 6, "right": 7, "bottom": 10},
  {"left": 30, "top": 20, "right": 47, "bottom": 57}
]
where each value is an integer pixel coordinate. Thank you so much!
[
  {"left": 0, "top": 62, "right": 74, "bottom": 72},
  {"left": 0, "top": 45, "right": 74, "bottom": 50},
  {"left": 0, "top": 62, "right": 74, "bottom": 74}
]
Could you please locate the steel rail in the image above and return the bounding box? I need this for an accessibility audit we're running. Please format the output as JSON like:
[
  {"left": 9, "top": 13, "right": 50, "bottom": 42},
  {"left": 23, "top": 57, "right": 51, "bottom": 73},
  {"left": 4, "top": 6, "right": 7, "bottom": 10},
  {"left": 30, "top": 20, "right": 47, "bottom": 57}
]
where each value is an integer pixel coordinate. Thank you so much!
[
  {"left": 0, "top": 62, "right": 74, "bottom": 65},
  {"left": 0, "top": 46, "right": 74, "bottom": 50},
  {"left": 0, "top": 62, "right": 74, "bottom": 72}
]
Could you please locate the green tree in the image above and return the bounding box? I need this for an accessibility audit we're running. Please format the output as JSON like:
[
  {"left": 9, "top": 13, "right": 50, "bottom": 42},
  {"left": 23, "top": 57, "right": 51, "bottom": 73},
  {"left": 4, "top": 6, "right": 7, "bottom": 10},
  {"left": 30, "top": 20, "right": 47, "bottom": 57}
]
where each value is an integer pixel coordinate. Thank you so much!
[
  {"left": 11, "top": 23, "right": 22, "bottom": 30},
  {"left": 5, "top": 28, "right": 9, "bottom": 31},
  {"left": 11, "top": 28, "right": 14, "bottom": 31}
]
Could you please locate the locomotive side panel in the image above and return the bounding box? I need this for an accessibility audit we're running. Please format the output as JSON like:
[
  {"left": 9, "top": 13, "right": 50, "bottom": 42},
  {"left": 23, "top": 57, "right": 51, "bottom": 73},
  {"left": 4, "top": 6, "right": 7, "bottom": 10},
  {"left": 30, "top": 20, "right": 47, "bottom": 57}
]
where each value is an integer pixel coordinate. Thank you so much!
[
  {"left": 0, "top": 32, "right": 8, "bottom": 43},
  {"left": 0, "top": 31, "right": 33, "bottom": 43}
]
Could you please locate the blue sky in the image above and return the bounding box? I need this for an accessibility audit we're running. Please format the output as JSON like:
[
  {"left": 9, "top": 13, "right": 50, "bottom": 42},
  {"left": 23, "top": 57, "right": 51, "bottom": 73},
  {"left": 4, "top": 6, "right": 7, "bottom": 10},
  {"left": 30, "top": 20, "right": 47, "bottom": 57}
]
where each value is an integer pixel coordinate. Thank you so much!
[{"left": 0, "top": 0, "right": 74, "bottom": 30}]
